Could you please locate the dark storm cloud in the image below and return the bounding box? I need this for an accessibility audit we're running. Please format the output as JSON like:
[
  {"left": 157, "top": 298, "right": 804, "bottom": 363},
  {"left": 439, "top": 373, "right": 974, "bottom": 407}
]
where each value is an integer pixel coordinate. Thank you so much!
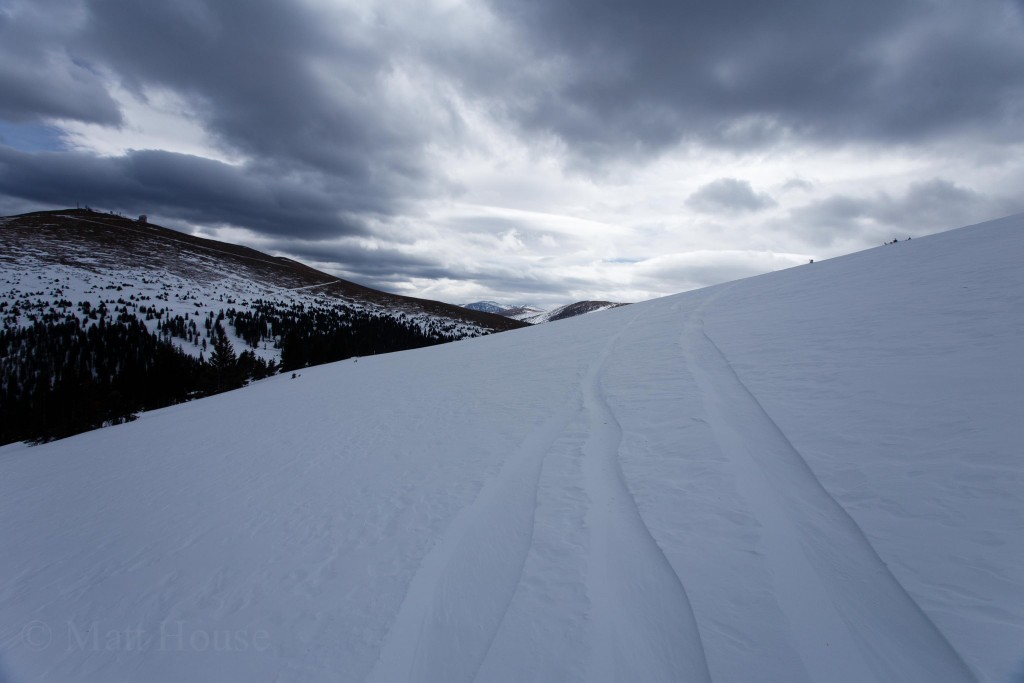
[
  {"left": 0, "top": 2, "right": 121, "bottom": 125},
  {"left": 487, "top": 0, "right": 1024, "bottom": 157},
  {"left": 0, "top": 58, "right": 122, "bottom": 126},
  {"left": 73, "top": 1, "right": 417, "bottom": 177},
  {"left": 0, "top": 0, "right": 450, "bottom": 231},
  {"left": 0, "top": 147, "right": 367, "bottom": 238},
  {"left": 686, "top": 178, "right": 776, "bottom": 213},
  {"left": 5, "top": 0, "right": 1023, "bottom": 207}
]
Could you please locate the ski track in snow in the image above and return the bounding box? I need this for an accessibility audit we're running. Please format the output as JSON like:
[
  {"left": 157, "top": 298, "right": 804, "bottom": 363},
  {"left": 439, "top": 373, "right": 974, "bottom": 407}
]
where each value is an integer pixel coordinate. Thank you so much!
[
  {"left": 681, "top": 300, "right": 976, "bottom": 682},
  {"left": 370, "top": 312, "right": 711, "bottom": 682},
  {"left": 580, "top": 313, "right": 711, "bottom": 683},
  {"left": 365, "top": 392, "right": 579, "bottom": 683}
]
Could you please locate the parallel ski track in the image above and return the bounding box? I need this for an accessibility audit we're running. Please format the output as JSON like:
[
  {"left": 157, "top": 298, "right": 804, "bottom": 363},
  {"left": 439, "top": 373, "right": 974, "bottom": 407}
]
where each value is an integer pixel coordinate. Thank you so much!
[
  {"left": 369, "top": 311, "right": 711, "bottom": 682},
  {"left": 364, "top": 392, "right": 576, "bottom": 683},
  {"left": 680, "top": 300, "right": 976, "bottom": 682},
  {"left": 580, "top": 314, "right": 712, "bottom": 683}
]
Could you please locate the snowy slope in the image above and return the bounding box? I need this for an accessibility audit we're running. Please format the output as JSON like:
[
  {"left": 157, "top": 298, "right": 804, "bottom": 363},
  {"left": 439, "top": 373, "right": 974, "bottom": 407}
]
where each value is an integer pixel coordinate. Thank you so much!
[
  {"left": 462, "top": 301, "right": 511, "bottom": 315},
  {"left": 501, "top": 305, "right": 547, "bottom": 322},
  {"left": 525, "top": 300, "right": 628, "bottom": 324},
  {"left": 1, "top": 215, "right": 1022, "bottom": 682},
  {"left": 461, "top": 301, "right": 624, "bottom": 324},
  {"left": 461, "top": 301, "right": 547, "bottom": 322}
]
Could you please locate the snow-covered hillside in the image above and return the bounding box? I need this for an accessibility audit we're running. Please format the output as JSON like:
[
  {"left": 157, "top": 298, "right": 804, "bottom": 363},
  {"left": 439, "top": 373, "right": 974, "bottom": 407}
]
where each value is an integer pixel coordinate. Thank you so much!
[
  {"left": 0, "top": 209, "right": 524, "bottom": 366},
  {"left": 501, "top": 305, "right": 547, "bottom": 322},
  {"left": 462, "top": 301, "right": 513, "bottom": 315},
  {"left": 525, "top": 300, "right": 628, "bottom": 324},
  {"left": 1, "top": 215, "right": 1022, "bottom": 682},
  {"left": 461, "top": 300, "right": 625, "bottom": 324}
]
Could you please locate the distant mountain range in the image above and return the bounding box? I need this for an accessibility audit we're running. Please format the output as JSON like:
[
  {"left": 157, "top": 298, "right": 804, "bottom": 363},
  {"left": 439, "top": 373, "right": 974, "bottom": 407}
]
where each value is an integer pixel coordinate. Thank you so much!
[
  {"left": 463, "top": 299, "right": 629, "bottom": 324},
  {"left": 461, "top": 300, "right": 511, "bottom": 315}
]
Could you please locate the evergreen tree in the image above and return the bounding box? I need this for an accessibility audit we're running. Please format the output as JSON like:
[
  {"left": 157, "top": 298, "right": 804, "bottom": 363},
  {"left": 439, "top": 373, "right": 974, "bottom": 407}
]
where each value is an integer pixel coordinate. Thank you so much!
[{"left": 208, "top": 324, "right": 242, "bottom": 392}]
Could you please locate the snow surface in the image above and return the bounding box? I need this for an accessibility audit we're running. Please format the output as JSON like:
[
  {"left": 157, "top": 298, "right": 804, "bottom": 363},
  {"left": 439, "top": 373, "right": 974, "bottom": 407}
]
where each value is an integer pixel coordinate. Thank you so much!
[{"left": 1, "top": 215, "right": 1023, "bottom": 682}]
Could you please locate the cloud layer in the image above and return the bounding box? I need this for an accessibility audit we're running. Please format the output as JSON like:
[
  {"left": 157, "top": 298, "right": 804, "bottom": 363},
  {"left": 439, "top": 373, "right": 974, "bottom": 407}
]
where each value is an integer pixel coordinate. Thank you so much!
[{"left": 1, "top": 0, "right": 1022, "bottom": 306}]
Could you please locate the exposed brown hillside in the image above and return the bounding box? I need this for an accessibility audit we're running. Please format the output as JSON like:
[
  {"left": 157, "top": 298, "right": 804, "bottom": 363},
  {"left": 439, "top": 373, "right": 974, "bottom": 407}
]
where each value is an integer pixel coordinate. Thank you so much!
[{"left": 1, "top": 208, "right": 527, "bottom": 333}]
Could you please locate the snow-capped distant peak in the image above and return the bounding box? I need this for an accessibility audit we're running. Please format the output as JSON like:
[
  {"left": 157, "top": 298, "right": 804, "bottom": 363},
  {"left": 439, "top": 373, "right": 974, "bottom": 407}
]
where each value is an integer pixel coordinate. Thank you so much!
[
  {"left": 462, "top": 300, "right": 628, "bottom": 324},
  {"left": 519, "top": 300, "right": 629, "bottom": 324},
  {"left": 462, "top": 301, "right": 510, "bottom": 314}
]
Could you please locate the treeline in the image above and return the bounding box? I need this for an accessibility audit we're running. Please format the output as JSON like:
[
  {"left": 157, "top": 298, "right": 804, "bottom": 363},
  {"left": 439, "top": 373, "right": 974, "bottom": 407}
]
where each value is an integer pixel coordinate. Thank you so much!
[
  {"left": 2, "top": 314, "right": 196, "bottom": 444},
  {"left": 227, "top": 301, "right": 459, "bottom": 371},
  {"left": 1, "top": 298, "right": 470, "bottom": 445},
  {"left": 0, "top": 310, "right": 280, "bottom": 445}
]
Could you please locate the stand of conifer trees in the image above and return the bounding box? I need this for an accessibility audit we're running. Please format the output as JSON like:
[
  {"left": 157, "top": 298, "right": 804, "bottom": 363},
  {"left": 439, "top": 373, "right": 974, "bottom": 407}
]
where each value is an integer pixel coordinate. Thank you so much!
[
  {"left": 2, "top": 298, "right": 469, "bottom": 445},
  {"left": 1, "top": 314, "right": 208, "bottom": 444}
]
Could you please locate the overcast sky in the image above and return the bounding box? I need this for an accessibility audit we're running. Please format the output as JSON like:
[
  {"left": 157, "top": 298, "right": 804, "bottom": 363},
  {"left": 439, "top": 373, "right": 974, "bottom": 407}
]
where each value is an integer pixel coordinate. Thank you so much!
[{"left": 2, "top": 0, "right": 1022, "bottom": 307}]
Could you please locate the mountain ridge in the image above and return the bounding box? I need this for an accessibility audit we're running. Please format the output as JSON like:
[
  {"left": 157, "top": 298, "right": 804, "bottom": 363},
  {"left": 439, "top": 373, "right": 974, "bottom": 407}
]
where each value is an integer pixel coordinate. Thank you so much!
[
  {"left": 2, "top": 208, "right": 527, "bottom": 333},
  {"left": 462, "top": 299, "right": 628, "bottom": 324}
]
